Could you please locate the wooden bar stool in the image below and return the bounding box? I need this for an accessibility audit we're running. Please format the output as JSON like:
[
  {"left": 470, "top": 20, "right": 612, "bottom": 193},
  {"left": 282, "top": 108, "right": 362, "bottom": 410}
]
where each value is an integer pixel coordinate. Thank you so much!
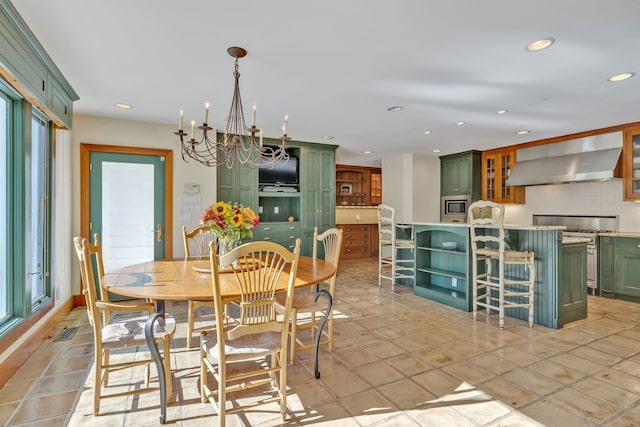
[{"left": 468, "top": 200, "right": 536, "bottom": 328}]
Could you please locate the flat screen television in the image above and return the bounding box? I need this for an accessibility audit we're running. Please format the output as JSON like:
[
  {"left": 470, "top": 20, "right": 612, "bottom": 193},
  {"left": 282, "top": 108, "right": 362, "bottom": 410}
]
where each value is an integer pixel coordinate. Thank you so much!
[{"left": 258, "top": 157, "right": 299, "bottom": 186}]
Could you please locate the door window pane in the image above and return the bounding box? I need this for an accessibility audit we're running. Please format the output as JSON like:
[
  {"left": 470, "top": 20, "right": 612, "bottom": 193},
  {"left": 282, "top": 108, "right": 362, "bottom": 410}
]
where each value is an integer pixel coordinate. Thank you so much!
[{"left": 101, "top": 162, "right": 155, "bottom": 271}]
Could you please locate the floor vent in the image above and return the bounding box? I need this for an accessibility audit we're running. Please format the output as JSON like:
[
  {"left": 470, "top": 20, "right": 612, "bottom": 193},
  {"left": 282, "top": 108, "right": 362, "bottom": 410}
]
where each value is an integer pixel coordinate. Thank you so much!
[{"left": 53, "top": 326, "right": 79, "bottom": 342}]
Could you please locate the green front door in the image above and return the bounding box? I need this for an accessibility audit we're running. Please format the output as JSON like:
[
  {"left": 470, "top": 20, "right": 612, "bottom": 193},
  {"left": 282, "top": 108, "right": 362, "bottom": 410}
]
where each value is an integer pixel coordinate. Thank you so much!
[{"left": 89, "top": 152, "right": 166, "bottom": 297}]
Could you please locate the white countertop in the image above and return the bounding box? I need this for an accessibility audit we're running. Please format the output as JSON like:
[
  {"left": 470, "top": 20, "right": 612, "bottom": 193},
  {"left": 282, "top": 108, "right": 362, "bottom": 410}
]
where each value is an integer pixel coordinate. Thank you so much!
[
  {"left": 599, "top": 231, "right": 640, "bottom": 238},
  {"left": 562, "top": 237, "right": 592, "bottom": 244}
]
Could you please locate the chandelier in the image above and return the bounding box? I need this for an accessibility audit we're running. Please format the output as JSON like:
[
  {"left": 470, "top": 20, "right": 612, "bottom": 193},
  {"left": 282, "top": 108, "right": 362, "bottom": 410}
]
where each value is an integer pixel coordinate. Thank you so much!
[{"left": 174, "top": 47, "right": 290, "bottom": 168}]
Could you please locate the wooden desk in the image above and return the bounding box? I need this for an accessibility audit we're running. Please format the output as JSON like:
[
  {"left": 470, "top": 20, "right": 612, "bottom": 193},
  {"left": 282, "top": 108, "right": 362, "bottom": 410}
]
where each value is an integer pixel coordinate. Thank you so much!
[{"left": 104, "top": 256, "right": 335, "bottom": 424}]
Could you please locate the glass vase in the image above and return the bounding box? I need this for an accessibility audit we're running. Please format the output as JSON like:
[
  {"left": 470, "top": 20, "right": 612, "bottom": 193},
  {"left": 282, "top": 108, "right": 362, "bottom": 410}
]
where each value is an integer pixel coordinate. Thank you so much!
[{"left": 217, "top": 237, "right": 238, "bottom": 264}]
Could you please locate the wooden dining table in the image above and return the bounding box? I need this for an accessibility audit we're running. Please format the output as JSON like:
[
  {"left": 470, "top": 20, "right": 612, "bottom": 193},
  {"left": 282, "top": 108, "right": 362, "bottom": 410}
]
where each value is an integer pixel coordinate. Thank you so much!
[{"left": 103, "top": 255, "right": 336, "bottom": 423}]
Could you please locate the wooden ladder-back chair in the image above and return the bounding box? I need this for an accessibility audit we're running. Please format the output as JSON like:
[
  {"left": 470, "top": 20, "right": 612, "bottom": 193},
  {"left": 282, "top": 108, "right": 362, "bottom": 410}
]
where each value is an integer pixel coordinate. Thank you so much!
[
  {"left": 73, "top": 236, "right": 176, "bottom": 416},
  {"left": 200, "top": 239, "right": 301, "bottom": 427},
  {"left": 183, "top": 225, "right": 218, "bottom": 347},
  {"left": 468, "top": 200, "right": 536, "bottom": 328},
  {"left": 275, "top": 226, "right": 342, "bottom": 365},
  {"left": 378, "top": 204, "right": 415, "bottom": 289}
]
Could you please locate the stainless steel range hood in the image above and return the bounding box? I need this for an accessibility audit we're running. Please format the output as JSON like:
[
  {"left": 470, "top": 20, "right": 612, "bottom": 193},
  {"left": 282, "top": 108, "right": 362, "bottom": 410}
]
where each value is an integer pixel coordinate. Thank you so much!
[{"left": 506, "top": 131, "right": 623, "bottom": 186}]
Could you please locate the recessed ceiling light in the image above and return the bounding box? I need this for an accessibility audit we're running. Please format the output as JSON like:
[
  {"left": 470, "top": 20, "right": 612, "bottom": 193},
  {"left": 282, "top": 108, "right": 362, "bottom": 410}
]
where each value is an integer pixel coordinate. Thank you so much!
[
  {"left": 608, "top": 72, "right": 635, "bottom": 82},
  {"left": 386, "top": 106, "right": 403, "bottom": 112},
  {"left": 424, "top": 130, "right": 432, "bottom": 135},
  {"left": 456, "top": 121, "right": 465, "bottom": 126},
  {"left": 433, "top": 149, "right": 441, "bottom": 153},
  {"left": 321, "top": 135, "right": 335, "bottom": 140},
  {"left": 115, "top": 103, "right": 132, "bottom": 109},
  {"left": 363, "top": 150, "right": 372, "bottom": 155},
  {"left": 496, "top": 110, "right": 508, "bottom": 114},
  {"left": 526, "top": 38, "right": 555, "bottom": 52},
  {"left": 515, "top": 130, "right": 530, "bottom": 135}
]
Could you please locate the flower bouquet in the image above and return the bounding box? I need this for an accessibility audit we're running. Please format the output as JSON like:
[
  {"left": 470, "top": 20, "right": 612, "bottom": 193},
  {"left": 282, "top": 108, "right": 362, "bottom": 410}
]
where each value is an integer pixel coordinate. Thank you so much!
[{"left": 201, "top": 201, "right": 259, "bottom": 256}]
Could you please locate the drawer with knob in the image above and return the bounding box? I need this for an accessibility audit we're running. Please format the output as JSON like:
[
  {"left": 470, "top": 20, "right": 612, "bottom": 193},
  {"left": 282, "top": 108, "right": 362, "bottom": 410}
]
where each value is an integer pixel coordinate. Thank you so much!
[{"left": 337, "top": 224, "right": 372, "bottom": 259}]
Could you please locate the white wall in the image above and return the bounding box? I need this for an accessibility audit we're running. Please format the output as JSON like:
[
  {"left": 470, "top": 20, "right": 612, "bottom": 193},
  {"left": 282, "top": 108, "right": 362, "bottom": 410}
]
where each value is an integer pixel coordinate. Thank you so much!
[
  {"left": 70, "top": 114, "right": 218, "bottom": 295},
  {"left": 382, "top": 153, "right": 440, "bottom": 223}
]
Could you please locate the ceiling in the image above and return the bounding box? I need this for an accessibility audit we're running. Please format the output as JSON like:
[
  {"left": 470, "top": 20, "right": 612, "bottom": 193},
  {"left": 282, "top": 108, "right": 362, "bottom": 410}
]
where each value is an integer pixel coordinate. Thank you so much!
[{"left": 11, "top": 0, "right": 640, "bottom": 166}]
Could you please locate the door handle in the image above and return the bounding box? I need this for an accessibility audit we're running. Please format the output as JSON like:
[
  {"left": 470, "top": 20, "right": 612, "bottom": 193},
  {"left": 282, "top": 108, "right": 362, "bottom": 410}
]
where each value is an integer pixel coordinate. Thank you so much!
[{"left": 156, "top": 224, "right": 162, "bottom": 242}]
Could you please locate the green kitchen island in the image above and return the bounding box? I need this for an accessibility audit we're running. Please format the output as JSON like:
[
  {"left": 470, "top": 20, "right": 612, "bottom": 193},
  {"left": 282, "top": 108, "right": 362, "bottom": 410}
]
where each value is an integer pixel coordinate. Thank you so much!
[{"left": 403, "top": 222, "right": 587, "bottom": 329}]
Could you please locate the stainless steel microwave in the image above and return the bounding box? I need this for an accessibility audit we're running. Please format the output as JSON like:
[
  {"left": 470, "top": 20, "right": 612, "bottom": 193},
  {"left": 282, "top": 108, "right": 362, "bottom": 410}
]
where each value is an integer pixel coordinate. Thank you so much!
[{"left": 441, "top": 195, "right": 472, "bottom": 223}]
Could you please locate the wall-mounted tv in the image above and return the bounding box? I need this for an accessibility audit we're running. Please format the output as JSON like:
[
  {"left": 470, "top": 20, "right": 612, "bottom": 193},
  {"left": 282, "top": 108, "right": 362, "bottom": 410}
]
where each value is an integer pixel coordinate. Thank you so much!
[{"left": 258, "top": 157, "right": 299, "bottom": 186}]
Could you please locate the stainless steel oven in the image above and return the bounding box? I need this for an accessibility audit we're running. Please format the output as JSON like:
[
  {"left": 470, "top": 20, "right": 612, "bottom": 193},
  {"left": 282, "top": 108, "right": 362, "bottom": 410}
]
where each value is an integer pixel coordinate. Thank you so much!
[{"left": 441, "top": 195, "right": 471, "bottom": 223}]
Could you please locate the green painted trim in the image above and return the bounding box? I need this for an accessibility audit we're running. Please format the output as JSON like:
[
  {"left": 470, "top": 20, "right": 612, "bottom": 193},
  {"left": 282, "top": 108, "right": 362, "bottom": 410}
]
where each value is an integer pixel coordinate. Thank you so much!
[{"left": 0, "top": 0, "right": 78, "bottom": 128}]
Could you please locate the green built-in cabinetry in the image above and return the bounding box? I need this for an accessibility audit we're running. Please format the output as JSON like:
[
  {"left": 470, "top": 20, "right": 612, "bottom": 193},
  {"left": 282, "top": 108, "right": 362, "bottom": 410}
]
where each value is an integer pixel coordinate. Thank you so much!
[
  {"left": 0, "top": 1, "right": 78, "bottom": 128},
  {"left": 558, "top": 241, "right": 587, "bottom": 327},
  {"left": 414, "top": 225, "right": 471, "bottom": 311},
  {"left": 440, "top": 150, "right": 482, "bottom": 198},
  {"left": 410, "top": 224, "right": 587, "bottom": 328},
  {"left": 599, "top": 235, "right": 640, "bottom": 301},
  {"left": 217, "top": 139, "right": 337, "bottom": 256}
]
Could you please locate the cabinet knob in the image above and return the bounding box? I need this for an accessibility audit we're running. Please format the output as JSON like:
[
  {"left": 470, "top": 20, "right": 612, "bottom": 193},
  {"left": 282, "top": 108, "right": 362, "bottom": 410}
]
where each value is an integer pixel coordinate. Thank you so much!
[
  {"left": 264, "top": 227, "right": 271, "bottom": 231},
  {"left": 264, "top": 237, "right": 271, "bottom": 241}
]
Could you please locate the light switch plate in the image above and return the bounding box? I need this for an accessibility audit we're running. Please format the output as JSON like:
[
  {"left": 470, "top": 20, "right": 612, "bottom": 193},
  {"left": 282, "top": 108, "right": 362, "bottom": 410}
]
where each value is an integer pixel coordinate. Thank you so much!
[{"left": 184, "top": 183, "right": 200, "bottom": 194}]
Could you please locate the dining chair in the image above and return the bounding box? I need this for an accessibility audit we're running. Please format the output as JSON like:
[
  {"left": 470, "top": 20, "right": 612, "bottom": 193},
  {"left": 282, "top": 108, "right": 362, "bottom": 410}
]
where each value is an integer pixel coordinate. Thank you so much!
[
  {"left": 183, "top": 225, "right": 218, "bottom": 347},
  {"left": 200, "top": 239, "right": 301, "bottom": 426},
  {"left": 378, "top": 204, "right": 415, "bottom": 289},
  {"left": 73, "top": 236, "right": 176, "bottom": 416},
  {"left": 468, "top": 200, "right": 536, "bottom": 328},
  {"left": 275, "top": 226, "right": 342, "bottom": 365}
]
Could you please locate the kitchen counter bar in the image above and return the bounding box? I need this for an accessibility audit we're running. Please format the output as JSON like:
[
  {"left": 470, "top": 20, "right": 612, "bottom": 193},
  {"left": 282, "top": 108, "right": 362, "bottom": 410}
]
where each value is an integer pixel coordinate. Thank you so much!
[{"left": 405, "top": 222, "right": 587, "bottom": 329}]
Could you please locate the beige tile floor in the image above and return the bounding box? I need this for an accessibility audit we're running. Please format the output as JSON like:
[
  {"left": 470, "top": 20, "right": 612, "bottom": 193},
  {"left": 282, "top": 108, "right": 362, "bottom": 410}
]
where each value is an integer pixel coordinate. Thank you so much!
[{"left": 3, "top": 258, "right": 640, "bottom": 426}]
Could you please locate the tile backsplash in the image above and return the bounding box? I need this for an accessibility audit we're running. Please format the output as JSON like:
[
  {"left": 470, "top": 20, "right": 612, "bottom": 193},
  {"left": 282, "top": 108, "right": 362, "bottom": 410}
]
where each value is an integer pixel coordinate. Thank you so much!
[{"left": 504, "top": 179, "right": 640, "bottom": 232}]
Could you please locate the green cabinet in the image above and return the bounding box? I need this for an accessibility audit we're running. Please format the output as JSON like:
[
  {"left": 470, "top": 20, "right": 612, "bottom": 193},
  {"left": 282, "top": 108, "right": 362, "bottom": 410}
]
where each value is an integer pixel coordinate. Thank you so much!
[
  {"left": 440, "top": 150, "right": 482, "bottom": 198},
  {"left": 217, "top": 161, "right": 258, "bottom": 209},
  {"left": 414, "top": 225, "right": 471, "bottom": 311},
  {"left": 599, "top": 236, "right": 640, "bottom": 301},
  {"left": 216, "top": 140, "right": 336, "bottom": 256},
  {"left": 252, "top": 221, "right": 301, "bottom": 251},
  {"left": 599, "top": 236, "right": 614, "bottom": 295},
  {"left": 614, "top": 237, "right": 640, "bottom": 298},
  {"left": 301, "top": 146, "right": 336, "bottom": 255},
  {"left": 558, "top": 242, "right": 587, "bottom": 326}
]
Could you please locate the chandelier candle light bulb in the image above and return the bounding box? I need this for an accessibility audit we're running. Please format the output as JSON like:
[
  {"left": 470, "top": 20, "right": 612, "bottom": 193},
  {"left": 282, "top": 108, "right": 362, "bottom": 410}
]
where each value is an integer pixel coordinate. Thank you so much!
[
  {"left": 179, "top": 109, "right": 183, "bottom": 130},
  {"left": 252, "top": 103, "right": 256, "bottom": 127},
  {"left": 204, "top": 101, "right": 209, "bottom": 124},
  {"left": 191, "top": 120, "right": 195, "bottom": 140},
  {"left": 283, "top": 114, "right": 288, "bottom": 134}
]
